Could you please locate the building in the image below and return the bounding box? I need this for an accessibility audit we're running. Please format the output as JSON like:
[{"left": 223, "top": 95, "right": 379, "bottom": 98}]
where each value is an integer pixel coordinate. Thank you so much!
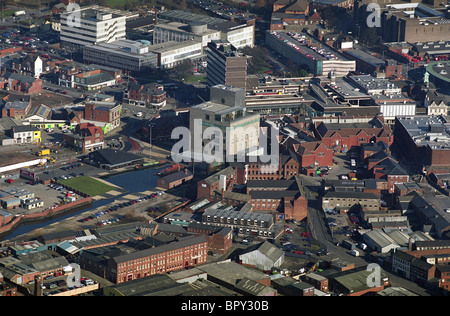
[
  {"left": 124, "top": 83, "right": 166, "bottom": 108},
  {"left": 394, "top": 115, "right": 450, "bottom": 169},
  {"left": 11, "top": 55, "right": 43, "bottom": 78},
  {"left": 10, "top": 125, "right": 41, "bottom": 144},
  {"left": 83, "top": 39, "right": 158, "bottom": 72},
  {"left": 157, "top": 169, "right": 193, "bottom": 190},
  {"left": 60, "top": 6, "right": 127, "bottom": 51},
  {"left": 0, "top": 94, "right": 32, "bottom": 119},
  {"left": 84, "top": 101, "right": 122, "bottom": 132},
  {"left": 330, "top": 266, "right": 390, "bottom": 296},
  {"left": 197, "top": 166, "right": 238, "bottom": 200},
  {"left": 153, "top": 21, "right": 221, "bottom": 48},
  {"left": 201, "top": 207, "right": 277, "bottom": 238},
  {"left": 425, "top": 61, "right": 450, "bottom": 92},
  {"left": 0, "top": 72, "right": 42, "bottom": 94},
  {"left": 206, "top": 40, "right": 247, "bottom": 90},
  {"left": 379, "top": 3, "right": 450, "bottom": 43},
  {"left": 188, "top": 85, "right": 259, "bottom": 162},
  {"left": 347, "top": 75, "right": 416, "bottom": 124},
  {"left": 266, "top": 31, "right": 356, "bottom": 77},
  {"left": 313, "top": 116, "right": 393, "bottom": 153},
  {"left": 392, "top": 250, "right": 436, "bottom": 287},
  {"left": 62, "top": 122, "right": 105, "bottom": 154},
  {"left": 158, "top": 10, "right": 254, "bottom": 50},
  {"left": 86, "top": 148, "right": 144, "bottom": 170},
  {"left": 238, "top": 241, "right": 285, "bottom": 271},
  {"left": 80, "top": 235, "right": 208, "bottom": 284},
  {"left": 58, "top": 64, "right": 121, "bottom": 90},
  {"left": 424, "top": 91, "right": 449, "bottom": 117},
  {"left": 246, "top": 179, "right": 308, "bottom": 221},
  {"left": 322, "top": 191, "right": 380, "bottom": 213},
  {"left": 148, "top": 40, "right": 203, "bottom": 70},
  {"left": 187, "top": 223, "right": 233, "bottom": 254},
  {"left": 343, "top": 50, "right": 403, "bottom": 79}
]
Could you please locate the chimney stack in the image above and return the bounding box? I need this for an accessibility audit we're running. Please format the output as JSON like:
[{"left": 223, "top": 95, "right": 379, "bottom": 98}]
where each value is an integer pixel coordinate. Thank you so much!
[{"left": 34, "top": 275, "right": 42, "bottom": 297}]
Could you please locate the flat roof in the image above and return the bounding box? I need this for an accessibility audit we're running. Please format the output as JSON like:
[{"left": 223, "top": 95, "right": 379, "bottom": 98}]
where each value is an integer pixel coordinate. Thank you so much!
[{"left": 269, "top": 31, "right": 350, "bottom": 62}]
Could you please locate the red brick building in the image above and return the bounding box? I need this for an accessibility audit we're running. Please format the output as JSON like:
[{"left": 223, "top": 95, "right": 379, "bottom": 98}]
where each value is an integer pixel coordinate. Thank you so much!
[
  {"left": 81, "top": 235, "right": 208, "bottom": 284},
  {"left": 84, "top": 101, "right": 122, "bottom": 131},
  {"left": 197, "top": 166, "right": 237, "bottom": 201},
  {"left": 246, "top": 179, "right": 308, "bottom": 221},
  {"left": 370, "top": 154, "right": 410, "bottom": 193},
  {"left": 62, "top": 122, "right": 105, "bottom": 154},
  {"left": 313, "top": 120, "right": 394, "bottom": 154},
  {"left": 125, "top": 83, "right": 167, "bottom": 108},
  {"left": 187, "top": 223, "right": 233, "bottom": 254}
]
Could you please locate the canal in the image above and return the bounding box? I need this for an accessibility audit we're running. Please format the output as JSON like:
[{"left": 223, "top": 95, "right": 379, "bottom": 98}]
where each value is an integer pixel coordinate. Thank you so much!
[{"left": 1, "top": 166, "right": 162, "bottom": 242}]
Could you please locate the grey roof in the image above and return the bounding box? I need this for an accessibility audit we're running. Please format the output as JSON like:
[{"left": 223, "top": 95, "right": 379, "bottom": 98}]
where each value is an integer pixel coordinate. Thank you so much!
[
  {"left": 323, "top": 191, "right": 379, "bottom": 199},
  {"left": 241, "top": 240, "right": 284, "bottom": 263},
  {"left": 202, "top": 166, "right": 235, "bottom": 185}
]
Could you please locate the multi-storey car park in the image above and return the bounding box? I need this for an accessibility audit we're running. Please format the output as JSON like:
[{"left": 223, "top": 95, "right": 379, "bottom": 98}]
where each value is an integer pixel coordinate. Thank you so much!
[{"left": 265, "top": 30, "right": 356, "bottom": 77}]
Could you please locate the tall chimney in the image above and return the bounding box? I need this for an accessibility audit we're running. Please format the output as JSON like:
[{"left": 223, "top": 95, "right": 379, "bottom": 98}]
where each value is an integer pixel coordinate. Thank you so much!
[{"left": 34, "top": 275, "right": 42, "bottom": 297}]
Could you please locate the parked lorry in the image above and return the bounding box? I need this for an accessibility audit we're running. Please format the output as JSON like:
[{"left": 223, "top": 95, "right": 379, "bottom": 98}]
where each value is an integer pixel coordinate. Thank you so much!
[{"left": 36, "top": 149, "right": 50, "bottom": 156}]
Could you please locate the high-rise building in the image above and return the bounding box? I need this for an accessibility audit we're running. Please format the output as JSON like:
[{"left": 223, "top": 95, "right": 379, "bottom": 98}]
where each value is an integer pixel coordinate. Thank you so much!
[
  {"left": 186, "top": 85, "right": 260, "bottom": 164},
  {"left": 60, "top": 6, "right": 128, "bottom": 51},
  {"left": 206, "top": 40, "right": 247, "bottom": 90}
]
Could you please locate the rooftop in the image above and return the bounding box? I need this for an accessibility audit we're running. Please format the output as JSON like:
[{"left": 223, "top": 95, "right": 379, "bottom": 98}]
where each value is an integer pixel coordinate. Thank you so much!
[{"left": 396, "top": 115, "right": 450, "bottom": 149}]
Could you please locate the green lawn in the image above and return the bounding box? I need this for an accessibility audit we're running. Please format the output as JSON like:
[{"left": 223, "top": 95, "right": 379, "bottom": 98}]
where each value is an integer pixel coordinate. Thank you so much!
[{"left": 59, "top": 176, "right": 116, "bottom": 197}]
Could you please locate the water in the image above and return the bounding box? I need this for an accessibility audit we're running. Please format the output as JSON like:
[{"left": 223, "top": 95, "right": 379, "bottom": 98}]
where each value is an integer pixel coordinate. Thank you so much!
[{"left": 1, "top": 167, "right": 160, "bottom": 241}]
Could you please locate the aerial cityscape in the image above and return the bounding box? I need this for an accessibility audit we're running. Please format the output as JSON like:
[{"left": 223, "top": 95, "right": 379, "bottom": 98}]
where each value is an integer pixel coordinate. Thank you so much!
[{"left": 0, "top": 0, "right": 448, "bottom": 301}]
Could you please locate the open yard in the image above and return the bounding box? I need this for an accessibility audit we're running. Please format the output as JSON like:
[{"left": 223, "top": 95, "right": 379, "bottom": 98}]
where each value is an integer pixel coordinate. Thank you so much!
[{"left": 59, "top": 176, "right": 117, "bottom": 197}]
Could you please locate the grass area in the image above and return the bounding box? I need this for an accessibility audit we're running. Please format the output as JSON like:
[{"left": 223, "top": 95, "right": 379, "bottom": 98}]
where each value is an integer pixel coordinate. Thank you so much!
[{"left": 59, "top": 176, "right": 116, "bottom": 197}]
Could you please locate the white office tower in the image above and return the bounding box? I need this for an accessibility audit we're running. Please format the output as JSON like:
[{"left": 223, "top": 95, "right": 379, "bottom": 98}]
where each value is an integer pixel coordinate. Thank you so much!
[{"left": 60, "top": 6, "right": 127, "bottom": 51}]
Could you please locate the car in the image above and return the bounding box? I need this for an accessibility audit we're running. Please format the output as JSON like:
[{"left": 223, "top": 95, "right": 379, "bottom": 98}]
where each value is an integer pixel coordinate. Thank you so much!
[{"left": 5, "top": 179, "right": 14, "bottom": 183}]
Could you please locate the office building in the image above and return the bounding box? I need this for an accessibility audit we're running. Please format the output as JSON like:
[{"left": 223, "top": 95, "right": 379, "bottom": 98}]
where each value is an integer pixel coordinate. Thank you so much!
[
  {"left": 187, "top": 85, "right": 259, "bottom": 162},
  {"left": 206, "top": 40, "right": 247, "bottom": 89},
  {"left": 60, "top": 6, "right": 128, "bottom": 51},
  {"left": 83, "top": 39, "right": 158, "bottom": 72}
]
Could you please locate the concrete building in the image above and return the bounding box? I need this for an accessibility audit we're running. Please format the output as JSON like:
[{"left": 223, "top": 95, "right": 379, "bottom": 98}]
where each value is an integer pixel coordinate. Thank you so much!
[
  {"left": 188, "top": 85, "right": 259, "bottom": 161},
  {"left": 148, "top": 40, "right": 203, "bottom": 69},
  {"left": 158, "top": 10, "right": 254, "bottom": 49},
  {"left": 206, "top": 40, "right": 247, "bottom": 89},
  {"left": 60, "top": 6, "right": 128, "bottom": 51},
  {"left": 266, "top": 31, "right": 355, "bottom": 77},
  {"left": 83, "top": 39, "right": 158, "bottom": 72},
  {"left": 153, "top": 21, "right": 221, "bottom": 48}
]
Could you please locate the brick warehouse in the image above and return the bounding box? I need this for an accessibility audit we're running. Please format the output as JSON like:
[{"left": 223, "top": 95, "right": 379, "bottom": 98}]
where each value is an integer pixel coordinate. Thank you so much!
[
  {"left": 80, "top": 235, "right": 208, "bottom": 284},
  {"left": 394, "top": 116, "right": 450, "bottom": 169},
  {"left": 246, "top": 179, "right": 308, "bottom": 221}
]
